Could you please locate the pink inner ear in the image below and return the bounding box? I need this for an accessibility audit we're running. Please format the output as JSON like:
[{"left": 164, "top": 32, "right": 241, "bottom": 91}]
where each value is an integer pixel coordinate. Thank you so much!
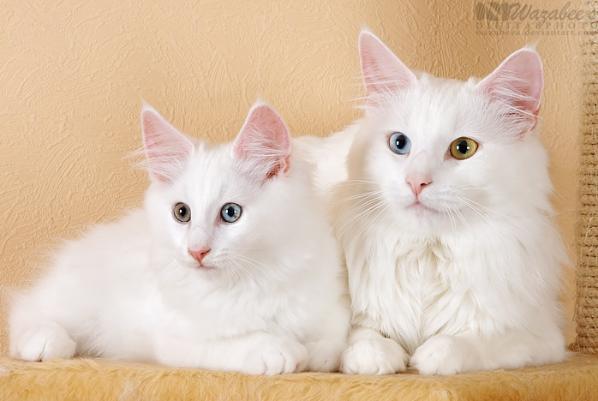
[
  {"left": 234, "top": 103, "right": 291, "bottom": 179},
  {"left": 141, "top": 106, "right": 193, "bottom": 182},
  {"left": 477, "top": 48, "right": 544, "bottom": 116},
  {"left": 359, "top": 31, "right": 417, "bottom": 97},
  {"left": 234, "top": 106, "right": 289, "bottom": 158}
]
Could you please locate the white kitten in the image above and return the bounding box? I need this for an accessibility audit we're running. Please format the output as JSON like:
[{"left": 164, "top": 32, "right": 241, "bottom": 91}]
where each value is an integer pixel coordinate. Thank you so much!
[
  {"left": 9, "top": 102, "right": 350, "bottom": 375},
  {"left": 337, "top": 31, "right": 567, "bottom": 375}
]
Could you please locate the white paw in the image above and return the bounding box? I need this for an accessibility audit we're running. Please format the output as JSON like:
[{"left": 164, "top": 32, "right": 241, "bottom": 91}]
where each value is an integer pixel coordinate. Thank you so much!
[
  {"left": 410, "top": 335, "right": 477, "bottom": 375},
  {"left": 15, "top": 324, "right": 76, "bottom": 362},
  {"left": 341, "top": 338, "right": 408, "bottom": 375},
  {"left": 242, "top": 337, "right": 308, "bottom": 375}
]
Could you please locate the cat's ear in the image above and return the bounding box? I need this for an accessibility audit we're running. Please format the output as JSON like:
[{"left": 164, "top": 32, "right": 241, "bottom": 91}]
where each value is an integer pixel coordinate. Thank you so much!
[
  {"left": 140, "top": 103, "right": 194, "bottom": 183},
  {"left": 359, "top": 30, "right": 417, "bottom": 98},
  {"left": 233, "top": 102, "right": 291, "bottom": 181},
  {"left": 477, "top": 47, "right": 543, "bottom": 130}
]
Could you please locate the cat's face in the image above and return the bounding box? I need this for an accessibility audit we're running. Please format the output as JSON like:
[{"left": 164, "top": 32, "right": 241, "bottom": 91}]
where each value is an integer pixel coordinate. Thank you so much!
[
  {"left": 350, "top": 32, "right": 550, "bottom": 235},
  {"left": 140, "top": 103, "right": 294, "bottom": 282}
]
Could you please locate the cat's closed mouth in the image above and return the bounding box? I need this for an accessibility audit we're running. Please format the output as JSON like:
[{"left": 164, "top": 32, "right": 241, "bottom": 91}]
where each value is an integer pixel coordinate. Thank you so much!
[
  {"left": 407, "top": 202, "right": 437, "bottom": 214},
  {"left": 194, "top": 263, "right": 215, "bottom": 271}
]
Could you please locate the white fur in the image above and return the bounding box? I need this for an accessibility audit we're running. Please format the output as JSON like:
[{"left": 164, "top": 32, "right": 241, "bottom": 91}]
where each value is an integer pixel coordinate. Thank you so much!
[
  {"left": 336, "top": 33, "right": 567, "bottom": 375},
  {"left": 294, "top": 127, "right": 358, "bottom": 204},
  {"left": 9, "top": 104, "right": 350, "bottom": 375}
]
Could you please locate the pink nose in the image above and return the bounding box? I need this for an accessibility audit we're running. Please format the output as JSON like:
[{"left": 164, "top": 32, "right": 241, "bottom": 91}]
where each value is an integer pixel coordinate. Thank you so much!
[
  {"left": 406, "top": 177, "right": 432, "bottom": 196},
  {"left": 188, "top": 247, "right": 211, "bottom": 264}
]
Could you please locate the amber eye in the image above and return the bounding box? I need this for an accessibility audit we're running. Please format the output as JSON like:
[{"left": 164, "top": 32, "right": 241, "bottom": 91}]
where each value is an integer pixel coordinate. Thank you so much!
[
  {"left": 173, "top": 202, "right": 191, "bottom": 223},
  {"left": 449, "top": 137, "right": 479, "bottom": 160}
]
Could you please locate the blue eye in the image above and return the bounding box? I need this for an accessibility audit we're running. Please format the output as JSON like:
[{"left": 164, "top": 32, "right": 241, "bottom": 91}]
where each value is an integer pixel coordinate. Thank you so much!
[
  {"left": 389, "top": 132, "right": 411, "bottom": 155},
  {"left": 220, "top": 203, "right": 242, "bottom": 223}
]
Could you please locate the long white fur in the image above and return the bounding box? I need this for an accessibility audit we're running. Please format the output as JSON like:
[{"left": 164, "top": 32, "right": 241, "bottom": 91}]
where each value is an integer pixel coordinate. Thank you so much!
[
  {"left": 9, "top": 102, "right": 350, "bottom": 375},
  {"left": 333, "top": 31, "right": 567, "bottom": 375}
]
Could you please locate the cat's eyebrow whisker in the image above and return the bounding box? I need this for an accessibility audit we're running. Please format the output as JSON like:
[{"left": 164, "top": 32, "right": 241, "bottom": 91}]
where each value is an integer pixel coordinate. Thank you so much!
[{"left": 350, "top": 85, "right": 401, "bottom": 109}]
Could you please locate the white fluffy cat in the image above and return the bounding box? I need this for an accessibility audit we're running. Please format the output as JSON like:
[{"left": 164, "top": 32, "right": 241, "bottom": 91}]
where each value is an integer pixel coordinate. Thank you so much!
[
  {"left": 336, "top": 31, "right": 568, "bottom": 375},
  {"left": 9, "top": 102, "right": 350, "bottom": 375}
]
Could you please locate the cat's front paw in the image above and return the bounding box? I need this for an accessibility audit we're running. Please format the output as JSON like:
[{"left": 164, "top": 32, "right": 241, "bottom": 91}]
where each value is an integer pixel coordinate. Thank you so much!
[
  {"left": 341, "top": 337, "right": 408, "bottom": 375},
  {"left": 410, "top": 335, "right": 478, "bottom": 375},
  {"left": 242, "top": 337, "right": 308, "bottom": 375},
  {"left": 15, "top": 324, "right": 76, "bottom": 362}
]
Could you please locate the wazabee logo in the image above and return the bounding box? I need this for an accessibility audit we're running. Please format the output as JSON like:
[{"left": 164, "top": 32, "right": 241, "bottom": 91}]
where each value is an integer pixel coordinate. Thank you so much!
[{"left": 474, "top": 1, "right": 594, "bottom": 35}]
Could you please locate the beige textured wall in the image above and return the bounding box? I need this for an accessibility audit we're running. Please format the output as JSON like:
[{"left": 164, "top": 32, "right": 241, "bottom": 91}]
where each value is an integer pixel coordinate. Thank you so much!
[{"left": 0, "top": 0, "right": 584, "bottom": 353}]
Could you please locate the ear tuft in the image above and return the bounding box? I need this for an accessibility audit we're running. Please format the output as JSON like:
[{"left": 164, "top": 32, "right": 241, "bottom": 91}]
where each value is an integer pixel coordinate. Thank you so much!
[
  {"left": 477, "top": 48, "right": 544, "bottom": 130},
  {"left": 233, "top": 102, "right": 291, "bottom": 181},
  {"left": 358, "top": 30, "right": 417, "bottom": 98},
  {"left": 140, "top": 104, "right": 194, "bottom": 183}
]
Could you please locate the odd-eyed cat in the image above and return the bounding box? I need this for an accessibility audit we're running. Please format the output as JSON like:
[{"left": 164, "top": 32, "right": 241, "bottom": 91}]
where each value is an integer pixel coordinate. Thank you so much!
[
  {"left": 9, "top": 102, "right": 350, "bottom": 374},
  {"left": 336, "top": 31, "right": 567, "bottom": 375}
]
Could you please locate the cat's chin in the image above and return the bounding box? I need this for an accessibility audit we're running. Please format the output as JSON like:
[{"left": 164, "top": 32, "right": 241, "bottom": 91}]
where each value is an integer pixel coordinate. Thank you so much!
[
  {"left": 395, "top": 204, "right": 459, "bottom": 236},
  {"left": 194, "top": 264, "right": 216, "bottom": 271},
  {"left": 406, "top": 202, "right": 438, "bottom": 215},
  {"left": 180, "top": 259, "right": 218, "bottom": 272}
]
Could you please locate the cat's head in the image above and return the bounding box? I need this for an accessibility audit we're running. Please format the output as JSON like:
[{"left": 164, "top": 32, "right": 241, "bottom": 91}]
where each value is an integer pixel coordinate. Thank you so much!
[
  {"left": 348, "top": 31, "right": 552, "bottom": 236},
  {"left": 140, "top": 102, "right": 305, "bottom": 284}
]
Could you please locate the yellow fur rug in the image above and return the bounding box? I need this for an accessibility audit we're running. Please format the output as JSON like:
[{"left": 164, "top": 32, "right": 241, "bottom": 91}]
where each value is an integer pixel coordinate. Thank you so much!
[{"left": 1, "top": 353, "right": 597, "bottom": 401}]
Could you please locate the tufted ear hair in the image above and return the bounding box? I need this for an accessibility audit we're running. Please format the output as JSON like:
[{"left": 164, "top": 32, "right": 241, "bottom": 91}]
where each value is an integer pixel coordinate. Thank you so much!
[
  {"left": 359, "top": 30, "right": 417, "bottom": 98},
  {"left": 477, "top": 47, "right": 544, "bottom": 132},
  {"left": 140, "top": 104, "right": 194, "bottom": 183},
  {"left": 232, "top": 102, "right": 291, "bottom": 181}
]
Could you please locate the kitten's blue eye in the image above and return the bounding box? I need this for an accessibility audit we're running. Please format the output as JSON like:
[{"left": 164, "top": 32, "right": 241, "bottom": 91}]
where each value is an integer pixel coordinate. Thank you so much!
[
  {"left": 220, "top": 203, "right": 242, "bottom": 223},
  {"left": 389, "top": 132, "right": 411, "bottom": 155}
]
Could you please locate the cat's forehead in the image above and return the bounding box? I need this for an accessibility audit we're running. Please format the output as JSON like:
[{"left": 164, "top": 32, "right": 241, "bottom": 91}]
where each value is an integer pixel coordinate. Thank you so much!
[
  {"left": 189, "top": 141, "right": 230, "bottom": 169},
  {"left": 410, "top": 76, "right": 473, "bottom": 112},
  {"left": 376, "top": 76, "right": 483, "bottom": 141},
  {"left": 175, "top": 142, "right": 244, "bottom": 197}
]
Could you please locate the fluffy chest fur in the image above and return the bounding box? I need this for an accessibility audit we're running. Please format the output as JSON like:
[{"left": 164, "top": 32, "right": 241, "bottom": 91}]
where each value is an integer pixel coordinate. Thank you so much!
[
  {"left": 348, "top": 235, "right": 463, "bottom": 353},
  {"left": 343, "top": 212, "right": 564, "bottom": 356}
]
